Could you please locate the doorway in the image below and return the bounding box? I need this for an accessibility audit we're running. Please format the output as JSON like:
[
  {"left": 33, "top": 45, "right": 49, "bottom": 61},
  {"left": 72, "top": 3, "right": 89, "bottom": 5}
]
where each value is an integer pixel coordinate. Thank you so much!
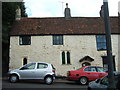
[{"left": 102, "top": 56, "right": 116, "bottom": 71}]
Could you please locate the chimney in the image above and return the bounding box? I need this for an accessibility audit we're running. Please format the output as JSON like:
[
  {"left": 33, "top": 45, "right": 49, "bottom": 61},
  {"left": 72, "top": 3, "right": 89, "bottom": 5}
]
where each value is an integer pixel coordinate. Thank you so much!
[
  {"left": 64, "top": 3, "right": 71, "bottom": 19},
  {"left": 15, "top": 6, "right": 21, "bottom": 20}
]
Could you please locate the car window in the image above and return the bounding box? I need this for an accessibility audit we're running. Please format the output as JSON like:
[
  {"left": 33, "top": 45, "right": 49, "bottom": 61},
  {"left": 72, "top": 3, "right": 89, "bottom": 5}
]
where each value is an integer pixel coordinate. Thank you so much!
[
  {"left": 97, "top": 67, "right": 105, "bottom": 72},
  {"left": 84, "top": 67, "right": 96, "bottom": 72},
  {"left": 20, "top": 63, "right": 36, "bottom": 70},
  {"left": 37, "top": 63, "right": 48, "bottom": 69}
]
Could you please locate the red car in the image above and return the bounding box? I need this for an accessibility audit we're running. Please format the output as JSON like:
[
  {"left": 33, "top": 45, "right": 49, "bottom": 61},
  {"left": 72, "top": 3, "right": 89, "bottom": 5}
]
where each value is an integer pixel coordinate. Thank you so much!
[{"left": 67, "top": 66, "right": 107, "bottom": 85}]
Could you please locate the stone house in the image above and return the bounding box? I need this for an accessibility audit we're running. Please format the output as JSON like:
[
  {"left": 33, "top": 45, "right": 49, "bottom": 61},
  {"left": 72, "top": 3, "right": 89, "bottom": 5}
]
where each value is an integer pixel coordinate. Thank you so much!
[{"left": 9, "top": 5, "right": 120, "bottom": 76}]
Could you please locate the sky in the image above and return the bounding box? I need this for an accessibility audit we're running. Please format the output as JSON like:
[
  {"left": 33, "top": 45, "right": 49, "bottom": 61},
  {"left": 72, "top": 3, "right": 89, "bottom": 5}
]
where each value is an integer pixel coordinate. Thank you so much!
[{"left": 23, "top": 0, "right": 120, "bottom": 17}]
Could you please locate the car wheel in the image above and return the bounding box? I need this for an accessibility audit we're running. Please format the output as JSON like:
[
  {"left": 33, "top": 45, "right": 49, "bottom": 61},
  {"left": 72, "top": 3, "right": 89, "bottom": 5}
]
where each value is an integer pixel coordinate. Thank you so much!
[
  {"left": 9, "top": 75, "right": 19, "bottom": 83},
  {"left": 79, "top": 77, "right": 88, "bottom": 85},
  {"left": 44, "top": 76, "right": 53, "bottom": 85}
]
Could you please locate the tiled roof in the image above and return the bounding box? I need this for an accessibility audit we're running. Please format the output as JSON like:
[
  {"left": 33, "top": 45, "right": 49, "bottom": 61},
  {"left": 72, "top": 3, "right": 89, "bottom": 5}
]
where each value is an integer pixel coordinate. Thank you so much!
[{"left": 10, "top": 17, "right": 119, "bottom": 35}]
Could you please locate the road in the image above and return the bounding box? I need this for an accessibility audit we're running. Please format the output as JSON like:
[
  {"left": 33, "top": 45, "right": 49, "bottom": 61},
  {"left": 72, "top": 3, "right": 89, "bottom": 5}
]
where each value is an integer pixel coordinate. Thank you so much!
[{"left": 2, "top": 79, "right": 88, "bottom": 89}]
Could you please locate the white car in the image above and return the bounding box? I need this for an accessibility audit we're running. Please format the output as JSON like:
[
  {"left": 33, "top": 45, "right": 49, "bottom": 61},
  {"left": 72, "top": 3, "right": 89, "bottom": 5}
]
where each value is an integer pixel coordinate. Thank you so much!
[{"left": 8, "top": 62, "right": 56, "bottom": 85}]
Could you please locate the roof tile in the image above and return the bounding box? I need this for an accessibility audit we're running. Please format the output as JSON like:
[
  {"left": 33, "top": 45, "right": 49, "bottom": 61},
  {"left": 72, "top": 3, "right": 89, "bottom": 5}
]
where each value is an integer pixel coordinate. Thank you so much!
[{"left": 10, "top": 17, "right": 119, "bottom": 35}]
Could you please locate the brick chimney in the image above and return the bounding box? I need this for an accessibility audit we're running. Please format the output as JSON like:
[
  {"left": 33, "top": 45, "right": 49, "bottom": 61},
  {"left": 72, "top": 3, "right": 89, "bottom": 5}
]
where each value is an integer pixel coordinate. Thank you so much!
[
  {"left": 64, "top": 3, "right": 71, "bottom": 19},
  {"left": 15, "top": 6, "right": 21, "bottom": 20}
]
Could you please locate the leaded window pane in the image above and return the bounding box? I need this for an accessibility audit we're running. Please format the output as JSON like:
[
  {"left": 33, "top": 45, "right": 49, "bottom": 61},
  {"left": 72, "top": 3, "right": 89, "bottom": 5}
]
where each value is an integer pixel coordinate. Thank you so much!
[
  {"left": 62, "top": 51, "right": 65, "bottom": 64},
  {"left": 53, "top": 35, "right": 63, "bottom": 45},
  {"left": 96, "top": 35, "right": 106, "bottom": 50},
  {"left": 67, "top": 51, "right": 70, "bottom": 64},
  {"left": 19, "top": 36, "right": 31, "bottom": 45}
]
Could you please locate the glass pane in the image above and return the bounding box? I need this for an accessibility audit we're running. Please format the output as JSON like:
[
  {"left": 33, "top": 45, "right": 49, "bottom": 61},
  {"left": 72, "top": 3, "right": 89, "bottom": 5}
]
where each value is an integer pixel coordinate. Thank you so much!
[
  {"left": 53, "top": 36, "right": 55, "bottom": 45},
  {"left": 24, "top": 63, "right": 36, "bottom": 69},
  {"left": 97, "top": 67, "right": 105, "bottom": 72},
  {"left": 53, "top": 35, "right": 63, "bottom": 45},
  {"left": 96, "top": 35, "right": 106, "bottom": 50},
  {"left": 56, "top": 36, "right": 59, "bottom": 45},
  {"left": 37, "top": 63, "right": 48, "bottom": 69},
  {"left": 19, "top": 36, "right": 31, "bottom": 45},
  {"left": 62, "top": 51, "right": 65, "bottom": 64},
  {"left": 19, "top": 37, "right": 23, "bottom": 45},
  {"left": 67, "top": 51, "right": 70, "bottom": 64},
  {"left": 90, "top": 67, "right": 96, "bottom": 72}
]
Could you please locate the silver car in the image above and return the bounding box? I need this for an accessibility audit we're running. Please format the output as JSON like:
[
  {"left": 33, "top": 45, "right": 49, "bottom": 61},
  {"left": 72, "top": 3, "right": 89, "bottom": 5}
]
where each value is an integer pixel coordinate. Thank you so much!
[{"left": 8, "top": 62, "right": 56, "bottom": 85}]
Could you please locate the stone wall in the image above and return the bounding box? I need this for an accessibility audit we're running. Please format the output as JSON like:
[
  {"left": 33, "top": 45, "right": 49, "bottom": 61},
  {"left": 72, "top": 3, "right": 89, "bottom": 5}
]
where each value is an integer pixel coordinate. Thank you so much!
[{"left": 9, "top": 35, "right": 119, "bottom": 76}]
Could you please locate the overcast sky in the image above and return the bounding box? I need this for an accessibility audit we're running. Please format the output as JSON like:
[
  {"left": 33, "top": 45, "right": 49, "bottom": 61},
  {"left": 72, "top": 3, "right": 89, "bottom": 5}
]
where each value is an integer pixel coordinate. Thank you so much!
[{"left": 23, "top": 0, "right": 120, "bottom": 17}]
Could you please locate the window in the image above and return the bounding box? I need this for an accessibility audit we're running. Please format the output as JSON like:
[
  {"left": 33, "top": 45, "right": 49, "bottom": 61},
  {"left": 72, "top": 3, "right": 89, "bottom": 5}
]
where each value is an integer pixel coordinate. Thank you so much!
[
  {"left": 23, "top": 58, "right": 27, "bottom": 65},
  {"left": 96, "top": 35, "right": 106, "bottom": 50},
  {"left": 84, "top": 67, "right": 96, "bottom": 72},
  {"left": 21, "top": 63, "right": 36, "bottom": 70},
  {"left": 62, "top": 51, "right": 65, "bottom": 64},
  {"left": 19, "top": 36, "right": 31, "bottom": 45},
  {"left": 53, "top": 35, "right": 63, "bottom": 45},
  {"left": 62, "top": 51, "right": 71, "bottom": 65},
  {"left": 67, "top": 51, "right": 70, "bottom": 64},
  {"left": 97, "top": 67, "right": 105, "bottom": 72},
  {"left": 37, "top": 63, "right": 48, "bottom": 69}
]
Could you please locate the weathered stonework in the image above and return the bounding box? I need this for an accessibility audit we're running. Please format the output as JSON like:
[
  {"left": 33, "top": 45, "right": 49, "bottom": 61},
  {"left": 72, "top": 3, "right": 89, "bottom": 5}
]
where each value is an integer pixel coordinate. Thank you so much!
[{"left": 9, "top": 35, "right": 119, "bottom": 76}]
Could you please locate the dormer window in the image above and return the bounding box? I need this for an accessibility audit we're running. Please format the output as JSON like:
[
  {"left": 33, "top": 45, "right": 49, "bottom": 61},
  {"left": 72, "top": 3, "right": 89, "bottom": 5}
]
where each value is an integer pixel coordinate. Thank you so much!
[{"left": 19, "top": 35, "right": 31, "bottom": 45}]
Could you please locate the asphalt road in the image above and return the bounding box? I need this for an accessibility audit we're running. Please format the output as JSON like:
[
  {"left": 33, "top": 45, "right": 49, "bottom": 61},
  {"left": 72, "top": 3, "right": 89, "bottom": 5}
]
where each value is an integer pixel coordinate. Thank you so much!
[{"left": 2, "top": 79, "right": 88, "bottom": 89}]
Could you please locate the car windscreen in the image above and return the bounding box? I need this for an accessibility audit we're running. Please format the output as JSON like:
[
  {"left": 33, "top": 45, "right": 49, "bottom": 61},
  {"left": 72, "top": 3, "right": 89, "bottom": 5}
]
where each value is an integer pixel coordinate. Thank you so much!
[{"left": 76, "top": 67, "right": 82, "bottom": 70}]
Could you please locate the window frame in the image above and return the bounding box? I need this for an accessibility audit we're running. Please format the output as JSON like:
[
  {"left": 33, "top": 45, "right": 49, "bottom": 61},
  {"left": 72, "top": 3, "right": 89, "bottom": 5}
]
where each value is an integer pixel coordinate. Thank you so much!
[
  {"left": 61, "top": 51, "right": 71, "bottom": 65},
  {"left": 53, "top": 35, "right": 63, "bottom": 45},
  {"left": 96, "top": 35, "right": 106, "bottom": 50},
  {"left": 19, "top": 35, "right": 31, "bottom": 45}
]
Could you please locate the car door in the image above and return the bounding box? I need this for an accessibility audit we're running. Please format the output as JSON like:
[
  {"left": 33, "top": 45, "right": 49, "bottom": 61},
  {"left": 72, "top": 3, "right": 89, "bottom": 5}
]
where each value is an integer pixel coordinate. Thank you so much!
[
  {"left": 35, "top": 63, "right": 48, "bottom": 79},
  {"left": 84, "top": 67, "right": 99, "bottom": 81},
  {"left": 18, "top": 63, "right": 36, "bottom": 79}
]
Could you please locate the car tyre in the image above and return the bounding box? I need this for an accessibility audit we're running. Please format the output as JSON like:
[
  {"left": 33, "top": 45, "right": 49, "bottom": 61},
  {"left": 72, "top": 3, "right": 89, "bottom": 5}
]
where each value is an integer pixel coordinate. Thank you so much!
[
  {"left": 9, "top": 75, "right": 19, "bottom": 83},
  {"left": 44, "top": 76, "right": 53, "bottom": 85},
  {"left": 79, "top": 77, "right": 88, "bottom": 85}
]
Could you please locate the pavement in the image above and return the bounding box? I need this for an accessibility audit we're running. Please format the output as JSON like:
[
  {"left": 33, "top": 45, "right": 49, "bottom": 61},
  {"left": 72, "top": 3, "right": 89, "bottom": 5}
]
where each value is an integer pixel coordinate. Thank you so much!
[{"left": 1, "top": 77, "right": 7, "bottom": 80}]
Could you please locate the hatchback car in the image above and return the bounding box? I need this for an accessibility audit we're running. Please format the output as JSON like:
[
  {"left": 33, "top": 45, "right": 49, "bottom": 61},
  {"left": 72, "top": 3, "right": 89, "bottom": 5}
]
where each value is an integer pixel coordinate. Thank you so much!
[
  {"left": 8, "top": 62, "right": 56, "bottom": 85},
  {"left": 88, "top": 71, "right": 120, "bottom": 90},
  {"left": 67, "top": 66, "right": 107, "bottom": 85}
]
